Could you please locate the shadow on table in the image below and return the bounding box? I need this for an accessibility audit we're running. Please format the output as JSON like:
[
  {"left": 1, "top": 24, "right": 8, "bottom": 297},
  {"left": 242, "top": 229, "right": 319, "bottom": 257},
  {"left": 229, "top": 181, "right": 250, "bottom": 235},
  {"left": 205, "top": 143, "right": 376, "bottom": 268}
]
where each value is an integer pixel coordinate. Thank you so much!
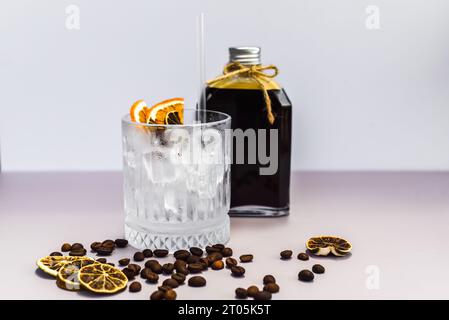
[{"left": 35, "top": 268, "right": 55, "bottom": 280}]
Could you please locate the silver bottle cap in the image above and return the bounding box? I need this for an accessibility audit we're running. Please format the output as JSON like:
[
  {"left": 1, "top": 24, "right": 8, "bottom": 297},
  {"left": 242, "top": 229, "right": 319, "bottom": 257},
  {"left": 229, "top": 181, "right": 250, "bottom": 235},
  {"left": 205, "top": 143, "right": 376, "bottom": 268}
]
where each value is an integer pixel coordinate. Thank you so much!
[{"left": 229, "top": 47, "right": 261, "bottom": 65}]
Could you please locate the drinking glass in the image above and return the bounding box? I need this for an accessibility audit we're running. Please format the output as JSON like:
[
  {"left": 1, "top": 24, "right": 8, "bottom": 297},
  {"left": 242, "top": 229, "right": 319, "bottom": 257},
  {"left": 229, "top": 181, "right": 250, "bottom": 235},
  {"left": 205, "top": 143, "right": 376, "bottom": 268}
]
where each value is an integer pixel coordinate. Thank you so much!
[{"left": 122, "top": 109, "right": 231, "bottom": 251}]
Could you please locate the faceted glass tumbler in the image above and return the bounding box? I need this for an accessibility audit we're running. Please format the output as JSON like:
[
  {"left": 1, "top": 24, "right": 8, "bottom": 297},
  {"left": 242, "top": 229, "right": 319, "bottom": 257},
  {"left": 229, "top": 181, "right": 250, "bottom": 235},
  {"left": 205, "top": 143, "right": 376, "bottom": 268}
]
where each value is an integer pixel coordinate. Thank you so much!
[{"left": 122, "top": 110, "right": 231, "bottom": 251}]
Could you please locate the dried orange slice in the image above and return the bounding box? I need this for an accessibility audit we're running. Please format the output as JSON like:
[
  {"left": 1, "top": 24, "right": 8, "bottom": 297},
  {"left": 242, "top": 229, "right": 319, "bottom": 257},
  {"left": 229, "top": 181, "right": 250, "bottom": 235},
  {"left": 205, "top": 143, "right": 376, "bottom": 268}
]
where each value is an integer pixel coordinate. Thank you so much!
[
  {"left": 78, "top": 263, "right": 128, "bottom": 294},
  {"left": 36, "top": 256, "right": 91, "bottom": 277},
  {"left": 130, "top": 99, "right": 149, "bottom": 123},
  {"left": 306, "top": 236, "right": 352, "bottom": 256},
  {"left": 57, "top": 258, "right": 96, "bottom": 291},
  {"left": 146, "top": 97, "right": 184, "bottom": 125}
]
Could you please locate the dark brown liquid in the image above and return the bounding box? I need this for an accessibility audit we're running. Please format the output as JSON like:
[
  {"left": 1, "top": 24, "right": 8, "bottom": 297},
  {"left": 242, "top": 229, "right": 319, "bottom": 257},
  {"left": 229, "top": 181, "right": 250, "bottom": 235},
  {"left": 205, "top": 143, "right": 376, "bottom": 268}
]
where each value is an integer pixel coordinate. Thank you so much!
[{"left": 205, "top": 87, "right": 292, "bottom": 211}]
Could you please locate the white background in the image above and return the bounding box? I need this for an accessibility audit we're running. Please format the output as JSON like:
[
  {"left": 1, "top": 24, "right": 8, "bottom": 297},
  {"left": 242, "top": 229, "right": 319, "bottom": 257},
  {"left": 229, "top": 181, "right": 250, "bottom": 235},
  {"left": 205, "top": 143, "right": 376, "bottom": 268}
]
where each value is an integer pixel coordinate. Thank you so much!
[{"left": 1, "top": 0, "right": 448, "bottom": 171}]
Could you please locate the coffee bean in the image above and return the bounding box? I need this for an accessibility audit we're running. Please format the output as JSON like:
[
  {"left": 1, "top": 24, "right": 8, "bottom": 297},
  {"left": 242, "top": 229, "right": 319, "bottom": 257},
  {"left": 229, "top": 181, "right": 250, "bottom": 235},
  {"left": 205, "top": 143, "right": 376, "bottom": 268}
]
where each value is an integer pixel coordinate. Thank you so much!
[
  {"left": 280, "top": 250, "right": 293, "bottom": 260},
  {"left": 146, "top": 270, "right": 159, "bottom": 284},
  {"left": 122, "top": 267, "right": 135, "bottom": 280},
  {"left": 133, "top": 251, "right": 145, "bottom": 262},
  {"left": 247, "top": 286, "right": 259, "bottom": 297},
  {"left": 61, "top": 243, "right": 72, "bottom": 252},
  {"left": 95, "top": 246, "right": 113, "bottom": 256},
  {"left": 71, "top": 243, "right": 84, "bottom": 251},
  {"left": 129, "top": 281, "right": 142, "bottom": 292},
  {"left": 222, "top": 247, "right": 233, "bottom": 257},
  {"left": 157, "top": 285, "right": 172, "bottom": 292},
  {"left": 145, "top": 259, "right": 159, "bottom": 268},
  {"left": 162, "top": 278, "right": 179, "bottom": 289},
  {"left": 235, "top": 287, "right": 248, "bottom": 299},
  {"left": 189, "top": 247, "right": 204, "bottom": 257},
  {"left": 239, "top": 254, "right": 253, "bottom": 263},
  {"left": 298, "top": 269, "right": 314, "bottom": 282},
  {"left": 128, "top": 263, "right": 141, "bottom": 276},
  {"left": 254, "top": 290, "right": 272, "bottom": 300},
  {"left": 140, "top": 268, "right": 152, "bottom": 280},
  {"left": 50, "top": 252, "right": 62, "bottom": 256},
  {"left": 162, "top": 263, "right": 175, "bottom": 275},
  {"left": 297, "top": 252, "right": 309, "bottom": 261},
  {"left": 199, "top": 258, "right": 210, "bottom": 269},
  {"left": 312, "top": 264, "right": 325, "bottom": 274},
  {"left": 142, "top": 249, "right": 153, "bottom": 258},
  {"left": 188, "top": 276, "right": 206, "bottom": 287},
  {"left": 263, "top": 283, "right": 280, "bottom": 293},
  {"left": 107, "top": 262, "right": 115, "bottom": 267},
  {"left": 207, "top": 252, "right": 223, "bottom": 262},
  {"left": 153, "top": 249, "right": 168, "bottom": 257},
  {"left": 176, "top": 265, "right": 189, "bottom": 275},
  {"left": 174, "top": 250, "right": 190, "bottom": 260},
  {"left": 263, "top": 275, "right": 276, "bottom": 285},
  {"left": 186, "top": 255, "right": 200, "bottom": 264},
  {"left": 212, "top": 244, "right": 225, "bottom": 251},
  {"left": 118, "top": 258, "right": 130, "bottom": 266},
  {"left": 102, "top": 240, "right": 116, "bottom": 248},
  {"left": 96, "top": 258, "right": 107, "bottom": 264},
  {"left": 164, "top": 289, "right": 177, "bottom": 300},
  {"left": 150, "top": 262, "right": 163, "bottom": 274},
  {"left": 188, "top": 263, "right": 203, "bottom": 274},
  {"left": 114, "top": 239, "right": 128, "bottom": 248},
  {"left": 90, "top": 242, "right": 101, "bottom": 252},
  {"left": 205, "top": 246, "right": 221, "bottom": 254},
  {"left": 225, "top": 257, "right": 238, "bottom": 268},
  {"left": 150, "top": 290, "right": 164, "bottom": 300},
  {"left": 231, "top": 266, "right": 245, "bottom": 277},
  {"left": 69, "top": 249, "right": 87, "bottom": 256},
  {"left": 211, "top": 260, "right": 224, "bottom": 270},
  {"left": 171, "top": 273, "right": 186, "bottom": 284}
]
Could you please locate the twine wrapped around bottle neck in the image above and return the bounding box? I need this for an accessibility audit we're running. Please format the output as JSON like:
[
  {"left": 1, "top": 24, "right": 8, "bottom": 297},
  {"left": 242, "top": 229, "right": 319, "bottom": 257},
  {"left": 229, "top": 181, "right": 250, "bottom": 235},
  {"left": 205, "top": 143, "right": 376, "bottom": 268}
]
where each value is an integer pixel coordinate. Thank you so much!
[{"left": 207, "top": 61, "right": 279, "bottom": 125}]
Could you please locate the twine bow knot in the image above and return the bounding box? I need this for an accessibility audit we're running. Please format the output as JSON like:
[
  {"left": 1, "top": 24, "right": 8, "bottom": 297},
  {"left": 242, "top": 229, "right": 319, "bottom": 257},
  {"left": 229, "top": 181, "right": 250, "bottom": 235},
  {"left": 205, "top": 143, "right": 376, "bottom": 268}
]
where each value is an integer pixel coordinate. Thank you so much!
[{"left": 207, "top": 61, "right": 279, "bottom": 124}]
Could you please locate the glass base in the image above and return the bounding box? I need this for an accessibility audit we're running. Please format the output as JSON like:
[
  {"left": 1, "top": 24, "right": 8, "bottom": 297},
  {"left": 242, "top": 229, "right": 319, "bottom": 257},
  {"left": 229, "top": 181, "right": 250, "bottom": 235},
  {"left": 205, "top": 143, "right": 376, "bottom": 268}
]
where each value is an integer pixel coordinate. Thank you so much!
[
  {"left": 125, "top": 216, "right": 230, "bottom": 252},
  {"left": 229, "top": 205, "right": 289, "bottom": 217}
]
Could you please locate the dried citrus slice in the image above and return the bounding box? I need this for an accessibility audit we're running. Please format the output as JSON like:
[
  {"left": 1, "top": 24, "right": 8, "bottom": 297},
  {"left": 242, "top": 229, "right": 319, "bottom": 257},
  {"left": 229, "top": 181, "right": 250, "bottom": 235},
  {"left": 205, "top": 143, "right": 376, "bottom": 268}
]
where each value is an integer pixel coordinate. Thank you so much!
[
  {"left": 130, "top": 99, "right": 149, "bottom": 123},
  {"left": 78, "top": 263, "right": 128, "bottom": 294},
  {"left": 57, "top": 258, "right": 96, "bottom": 291},
  {"left": 36, "top": 255, "right": 90, "bottom": 277},
  {"left": 146, "top": 97, "right": 184, "bottom": 125},
  {"left": 306, "top": 236, "right": 352, "bottom": 256}
]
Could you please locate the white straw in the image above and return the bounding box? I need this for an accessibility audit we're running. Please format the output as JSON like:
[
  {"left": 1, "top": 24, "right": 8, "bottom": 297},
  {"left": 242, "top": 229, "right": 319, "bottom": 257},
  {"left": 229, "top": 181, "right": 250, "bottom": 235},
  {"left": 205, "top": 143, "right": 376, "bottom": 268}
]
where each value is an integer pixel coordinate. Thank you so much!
[{"left": 196, "top": 13, "right": 206, "bottom": 116}]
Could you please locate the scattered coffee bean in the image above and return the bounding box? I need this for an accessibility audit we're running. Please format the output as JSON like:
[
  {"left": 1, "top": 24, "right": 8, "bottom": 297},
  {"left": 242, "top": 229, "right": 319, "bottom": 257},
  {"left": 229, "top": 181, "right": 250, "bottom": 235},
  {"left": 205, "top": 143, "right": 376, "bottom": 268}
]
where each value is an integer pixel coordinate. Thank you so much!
[
  {"left": 150, "top": 262, "right": 163, "bottom": 274},
  {"left": 222, "top": 247, "right": 233, "bottom": 257},
  {"left": 102, "top": 240, "right": 116, "bottom": 248},
  {"left": 231, "top": 266, "right": 245, "bottom": 277},
  {"left": 263, "top": 283, "right": 280, "bottom": 293},
  {"left": 114, "top": 239, "right": 128, "bottom": 248},
  {"left": 90, "top": 242, "right": 101, "bottom": 252},
  {"left": 140, "top": 268, "right": 152, "bottom": 280},
  {"left": 235, "top": 287, "right": 248, "bottom": 299},
  {"left": 189, "top": 247, "right": 203, "bottom": 257},
  {"left": 297, "top": 252, "right": 309, "bottom": 261},
  {"left": 263, "top": 275, "right": 276, "bottom": 285},
  {"left": 129, "top": 281, "right": 142, "bottom": 292},
  {"left": 157, "top": 285, "right": 172, "bottom": 292},
  {"left": 128, "top": 263, "right": 141, "bottom": 276},
  {"left": 69, "top": 249, "right": 87, "bottom": 256},
  {"left": 312, "top": 264, "right": 325, "bottom": 274},
  {"left": 212, "top": 244, "right": 225, "bottom": 251},
  {"left": 199, "top": 258, "right": 210, "bottom": 269},
  {"left": 162, "top": 263, "right": 175, "bottom": 275},
  {"left": 142, "top": 249, "right": 153, "bottom": 258},
  {"left": 164, "top": 289, "right": 177, "bottom": 300},
  {"left": 145, "top": 259, "right": 159, "bottom": 268},
  {"left": 247, "top": 286, "right": 259, "bottom": 297},
  {"left": 205, "top": 246, "right": 221, "bottom": 254},
  {"left": 107, "top": 262, "right": 115, "bottom": 267},
  {"left": 61, "top": 243, "right": 72, "bottom": 252},
  {"left": 207, "top": 252, "right": 223, "bottom": 262},
  {"left": 254, "top": 290, "right": 272, "bottom": 300},
  {"left": 174, "top": 259, "right": 187, "bottom": 269},
  {"left": 146, "top": 271, "right": 159, "bottom": 284},
  {"left": 188, "top": 276, "right": 206, "bottom": 287},
  {"left": 225, "top": 257, "right": 238, "bottom": 268},
  {"left": 171, "top": 273, "right": 186, "bottom": 284},
  {"left": 211, "top": 260, "right": 224, "bottom": 270},
  {"left": 162, "top": 278, "right": 179, "bottom": 289},
  {"left": 71, "top": 243, "right": 84, "bottom": 251},
  {"left": 133, "top": 251, "right": 145, "bottom": 262},
  {"left": 122, "top": 267, "right": 135, "bottom": 280},
  {"left": 50, "top": 252, "right": 62, "bottom": 256},
  {"left": 150, "top": 290, "right": 164, "bottom": 300},
  {"left": 176, "top": 265, "right": 189, "bottom": 275},
  {"left": 186, "top": 255, "right": 200, "bottom": 264},
  {"left": 239, "top": 254, "right": 253, "bottom": 263},
  {"left": 96, "top": 258, "right": 107, "bottom": 264},
  {"left": 174, "top": 250, "right": 190, "bottom": 260},
  {"left": 188, "top": 263, "right": 203, "bottom": 274},
  {"left": 118, "top": 258, "right": 130, "bottom": 266},
  {"left": 153, "top": 249, "right": 168, "bottom": 258},
  {"left": 298, "top": 269, "right": 314, "bottom": 282},
  {"left": 95, "top": 246, "right": 113, "bottom": 256},
  {"left": 280, "top": 250, "right": 293, "bottom": 259}
]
